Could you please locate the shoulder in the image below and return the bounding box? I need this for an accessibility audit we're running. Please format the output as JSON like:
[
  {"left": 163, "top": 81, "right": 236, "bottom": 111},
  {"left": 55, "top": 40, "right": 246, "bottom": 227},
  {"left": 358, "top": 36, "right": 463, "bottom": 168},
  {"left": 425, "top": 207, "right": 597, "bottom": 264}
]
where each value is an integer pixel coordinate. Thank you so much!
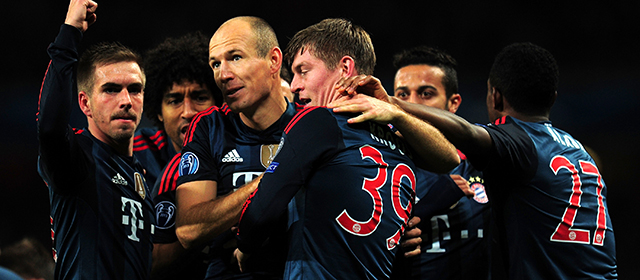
[
  {"left": 155, "top": 153, "right": 183, "bottom": 196},
  {"left": 133, "top": 127, "right": 167, "bottom": 152},
  {"left": 484, "top": 116, "right": 531, "bottom": 144},
  {"left": 284, "top": 106, "right": 335, "bottom": 134},
  {"left": 183, "top": 105, "right": 227, "bottom": 143}
]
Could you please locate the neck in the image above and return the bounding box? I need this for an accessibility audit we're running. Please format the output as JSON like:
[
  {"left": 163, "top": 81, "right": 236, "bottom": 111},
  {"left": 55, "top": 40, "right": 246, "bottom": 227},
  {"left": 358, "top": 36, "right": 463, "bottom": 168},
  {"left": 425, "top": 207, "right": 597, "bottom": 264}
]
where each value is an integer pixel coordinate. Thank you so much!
[
  {"left": 503, "top": 109, "right": 550, "bottom": 123},
  {"left": 239, "top": 91, "right": 288, "bottom": 131},
  {"left": 87, "top": 123, "right": 134, "bottom": 157}
]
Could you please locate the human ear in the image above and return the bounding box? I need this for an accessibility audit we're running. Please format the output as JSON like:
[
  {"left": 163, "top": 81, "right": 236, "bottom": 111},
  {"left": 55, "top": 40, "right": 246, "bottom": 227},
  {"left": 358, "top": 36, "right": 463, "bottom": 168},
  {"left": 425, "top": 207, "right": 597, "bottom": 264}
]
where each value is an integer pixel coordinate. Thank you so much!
[
  {"left": 269, "top": 47, "right": 283, "bottom": 75},
  {"left": 448, "top": 93, "right": 462, "bottom": 113},
  {"left": 492, "top": 88, "right": 504, "bottom": 112},
  {"left": 339, "top": 56, "right": 356, "bottom": 77},
  {"left": 78, "top": 91, "right": 92, "bottom": 117}
]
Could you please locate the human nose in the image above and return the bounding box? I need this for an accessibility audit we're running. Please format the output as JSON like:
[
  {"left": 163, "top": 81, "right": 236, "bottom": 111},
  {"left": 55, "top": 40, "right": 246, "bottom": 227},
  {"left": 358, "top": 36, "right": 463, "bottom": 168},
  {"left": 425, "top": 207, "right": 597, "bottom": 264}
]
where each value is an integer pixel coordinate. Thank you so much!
[
  {"left": 218, "top": 60, "right": 234, "bottom": 81},
  {"left": 118, "top": 89, "right": 133, "bottom": 109},
  {"left": 409, "top": 92, "right": 420, "bottom": 104},
  {"left": 290, "top": 75, "right": 303, "bottom": 94},
  {"left": 182, "top": 97, "right": 197, "bottom": 120}
]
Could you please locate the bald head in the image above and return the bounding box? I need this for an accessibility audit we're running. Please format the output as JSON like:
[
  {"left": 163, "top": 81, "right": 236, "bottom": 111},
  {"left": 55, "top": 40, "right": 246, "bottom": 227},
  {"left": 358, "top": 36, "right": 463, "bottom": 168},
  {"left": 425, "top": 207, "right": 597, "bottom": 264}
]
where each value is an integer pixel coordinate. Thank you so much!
[{"left": 215, "top": 16, "right": 279, "bottom": 58}]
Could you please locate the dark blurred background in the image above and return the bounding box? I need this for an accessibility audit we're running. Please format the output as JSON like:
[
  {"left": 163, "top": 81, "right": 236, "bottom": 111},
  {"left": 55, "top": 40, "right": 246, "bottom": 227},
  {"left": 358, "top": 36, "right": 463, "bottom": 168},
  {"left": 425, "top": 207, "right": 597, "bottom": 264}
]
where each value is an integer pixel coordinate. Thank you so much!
[{"left": 1, "top": 1, "right": 638, "bottom": 277}]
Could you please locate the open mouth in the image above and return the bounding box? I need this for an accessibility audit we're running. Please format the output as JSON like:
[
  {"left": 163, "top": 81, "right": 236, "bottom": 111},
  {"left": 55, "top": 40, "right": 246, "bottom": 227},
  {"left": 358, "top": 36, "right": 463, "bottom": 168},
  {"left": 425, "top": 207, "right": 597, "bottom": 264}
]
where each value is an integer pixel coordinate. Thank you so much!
[
  {"left": 298, "top": 98, "right": 311, "bottom": 105},
  {"left": 180, "top": 124, "right": 189, "bottom": 135}
]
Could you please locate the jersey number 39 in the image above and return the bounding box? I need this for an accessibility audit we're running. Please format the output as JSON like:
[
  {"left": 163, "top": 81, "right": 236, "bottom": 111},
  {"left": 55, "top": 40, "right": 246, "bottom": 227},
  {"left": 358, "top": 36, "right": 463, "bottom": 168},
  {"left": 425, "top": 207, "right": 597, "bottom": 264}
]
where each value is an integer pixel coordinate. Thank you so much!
[{"left": 336, "top": 145, "right": 416, "bottom": 250}]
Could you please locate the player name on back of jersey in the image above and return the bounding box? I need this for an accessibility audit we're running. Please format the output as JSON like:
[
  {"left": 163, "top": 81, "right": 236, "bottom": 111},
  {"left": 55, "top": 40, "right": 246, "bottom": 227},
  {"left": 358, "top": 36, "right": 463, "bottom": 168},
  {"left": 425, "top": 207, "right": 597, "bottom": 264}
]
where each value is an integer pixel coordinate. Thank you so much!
[
  {"left": 544, "top": 123, "right": 585, "bottom": 151},
  {"left": 367, "top": 122, "right": 411, "bottom": 158}
]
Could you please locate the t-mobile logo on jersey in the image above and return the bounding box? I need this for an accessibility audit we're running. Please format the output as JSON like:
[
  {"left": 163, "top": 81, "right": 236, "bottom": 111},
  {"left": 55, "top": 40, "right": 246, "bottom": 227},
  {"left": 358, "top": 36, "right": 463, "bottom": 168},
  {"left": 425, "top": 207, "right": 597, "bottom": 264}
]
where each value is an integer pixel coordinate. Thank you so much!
[
  {"left": 121, "top": 197, "right": 145, "bottom": 242},
  {"left": 232, "top": 172, "right": 262, "bottom": 189}
]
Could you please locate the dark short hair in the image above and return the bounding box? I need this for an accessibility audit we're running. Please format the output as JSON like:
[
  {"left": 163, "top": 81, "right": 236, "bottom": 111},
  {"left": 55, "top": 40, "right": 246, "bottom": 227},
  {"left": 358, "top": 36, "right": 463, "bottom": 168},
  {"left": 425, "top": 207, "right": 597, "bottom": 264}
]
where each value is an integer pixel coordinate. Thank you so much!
[
  {"left": 285, "top": 18, "right": 376, "bottom": 75},
  {"left": 489, "top": 42, "right": 559, "bottom": 115},
  {"left": 77, "top": 42, "right": 144, "bottom": 95},
  {"left": 393, "top": 46, "right": 458, "bottom": 98},
  {"left": 142, "top": 31, "right": 221, "bottom": 128}
]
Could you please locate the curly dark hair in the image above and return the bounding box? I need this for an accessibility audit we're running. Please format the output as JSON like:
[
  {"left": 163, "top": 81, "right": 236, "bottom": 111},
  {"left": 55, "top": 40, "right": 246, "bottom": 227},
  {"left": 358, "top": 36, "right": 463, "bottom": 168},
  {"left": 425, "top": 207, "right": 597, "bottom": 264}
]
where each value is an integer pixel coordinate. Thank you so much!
[
  {"left": 489, "top": 42, "right": 559, "bottom": 116},
  {"left": 392, "top": 46, "right": 459, "bottom": 98},
  {"left": 142, "top": 31, "right": 221, "bottom": 128}
]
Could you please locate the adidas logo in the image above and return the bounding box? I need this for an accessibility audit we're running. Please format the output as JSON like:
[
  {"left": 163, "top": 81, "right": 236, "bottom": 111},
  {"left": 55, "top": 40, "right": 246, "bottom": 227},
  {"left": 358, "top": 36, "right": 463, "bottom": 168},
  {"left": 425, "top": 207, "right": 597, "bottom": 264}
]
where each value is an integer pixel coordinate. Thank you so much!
[
  {"left": 112, "top": 173, "right": 128, "bottom": 186},
  {"left": 222, "top": 149, "right": 243, "bottom": 163}
]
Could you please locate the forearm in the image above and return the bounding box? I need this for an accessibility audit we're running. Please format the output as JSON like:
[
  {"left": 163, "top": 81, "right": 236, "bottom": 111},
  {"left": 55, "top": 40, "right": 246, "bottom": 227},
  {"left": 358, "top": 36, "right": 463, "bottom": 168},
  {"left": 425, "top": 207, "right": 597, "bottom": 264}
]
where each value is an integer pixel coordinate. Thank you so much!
[
  {"left": 38, "top": 25, "right": 82, "bottom": 138},
  {"left": 176, "top": 179, "right": 258, "bottom": 249},
  {"left": 390, "top": 109, "right": 459, "bottom": 173},
  {"left": 151, "top": 242, "right": 188, "bottom": 279},
  {"left": 391, "top": 97, "right": 491, "bottom": 155}
]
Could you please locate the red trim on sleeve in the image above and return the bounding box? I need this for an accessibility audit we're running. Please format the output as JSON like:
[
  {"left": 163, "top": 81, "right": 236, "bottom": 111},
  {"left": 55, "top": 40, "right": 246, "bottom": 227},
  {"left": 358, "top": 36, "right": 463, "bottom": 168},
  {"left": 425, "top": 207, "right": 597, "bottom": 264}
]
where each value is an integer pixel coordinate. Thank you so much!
[{"left": 36, "top": 61, "right": 52, "bottom": 122}]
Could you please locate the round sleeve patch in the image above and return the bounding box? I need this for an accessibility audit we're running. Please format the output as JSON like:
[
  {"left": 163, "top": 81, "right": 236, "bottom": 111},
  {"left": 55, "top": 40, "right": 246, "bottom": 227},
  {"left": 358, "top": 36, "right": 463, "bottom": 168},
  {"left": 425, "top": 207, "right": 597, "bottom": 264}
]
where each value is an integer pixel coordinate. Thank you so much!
[
  {"left": 155, "top": 201, "right": 176, "bottom": 229},
  {"left": 179, "top": 152, "right": 199, "bottom": 176}
]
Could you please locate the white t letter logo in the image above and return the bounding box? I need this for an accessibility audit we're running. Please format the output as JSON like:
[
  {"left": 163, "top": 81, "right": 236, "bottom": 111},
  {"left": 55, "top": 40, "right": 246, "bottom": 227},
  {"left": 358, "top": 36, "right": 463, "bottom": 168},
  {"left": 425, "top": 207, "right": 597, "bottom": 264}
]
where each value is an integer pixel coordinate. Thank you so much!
[{"left": 121, "top": 197, "right": 144, "bottom": 242}]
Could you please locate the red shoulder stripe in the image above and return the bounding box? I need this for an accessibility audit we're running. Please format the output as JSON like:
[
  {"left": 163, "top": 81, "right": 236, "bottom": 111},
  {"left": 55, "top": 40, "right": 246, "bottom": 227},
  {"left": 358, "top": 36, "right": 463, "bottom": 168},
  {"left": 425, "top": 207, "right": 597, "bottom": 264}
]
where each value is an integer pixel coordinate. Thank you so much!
[
  {"left": 159, "top": 154, "right": 181, "bottom": 195},
  {"left": 220, "top": 104, "right": 231, "bottom": 115},
  {"left": 184, "top": 106, "right": 218, "bottom": 145},
  {"left": 493, "top": 116, "right": 507, "bottom": 125},
  {"left": 150, "top": 129, "right": 163, "bottom": 140},
  {"left": 284, "top": 106, "right": 320, "bottom": 134},
  {"left": 457, "top": 149, "right": 467, "bottom": 161}
]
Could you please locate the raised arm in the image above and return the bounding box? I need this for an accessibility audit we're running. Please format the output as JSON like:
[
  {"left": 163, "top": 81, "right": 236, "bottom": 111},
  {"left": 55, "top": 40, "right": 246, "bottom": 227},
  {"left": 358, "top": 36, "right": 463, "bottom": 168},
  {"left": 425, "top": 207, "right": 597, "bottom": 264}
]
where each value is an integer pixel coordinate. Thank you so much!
[
  {"left": 38, "top": 0, "right": 98, "bottom": 186},
  {"left": 39, "top": 0, "right": 97, "bottom": 138},
  {"left": 64, "top": 0, "right": 97, "bottom": 32}
]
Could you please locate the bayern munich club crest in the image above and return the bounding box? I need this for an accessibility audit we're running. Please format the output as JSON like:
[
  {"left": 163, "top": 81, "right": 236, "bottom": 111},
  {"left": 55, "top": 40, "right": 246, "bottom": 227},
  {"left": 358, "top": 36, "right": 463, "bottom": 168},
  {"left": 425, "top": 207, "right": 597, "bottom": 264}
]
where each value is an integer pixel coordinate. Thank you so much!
[
  {"left": 469, "top": 176, "right": 489, "bottom": 204},
  {"left": 179, "top": 152, "right": 199, "bottom": 176}
]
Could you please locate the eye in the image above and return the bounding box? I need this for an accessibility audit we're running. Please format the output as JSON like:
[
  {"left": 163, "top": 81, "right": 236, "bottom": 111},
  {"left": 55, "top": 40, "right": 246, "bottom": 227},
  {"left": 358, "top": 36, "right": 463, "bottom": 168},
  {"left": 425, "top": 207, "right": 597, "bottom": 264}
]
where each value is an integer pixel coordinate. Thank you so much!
[
  {"left": 195, "top": 94, "right": 212, "bottom": 103},
  {"left": 419, "top": 91, "right": 434, "bottom": 99},
  {"left": 104, "top": 86, "right": 122, "bottom": 94},
  {"left": 395, "top": 91, "right": 408, "bottom": 99},
  {"left": 211, "top": 61, "right": 220, "bottom": 69},
  {"left": 128, "top": 85, "right": 143, "bottom": 95},
  {"left": 232, "top": 55, "right": 242, "bottom": 62}
]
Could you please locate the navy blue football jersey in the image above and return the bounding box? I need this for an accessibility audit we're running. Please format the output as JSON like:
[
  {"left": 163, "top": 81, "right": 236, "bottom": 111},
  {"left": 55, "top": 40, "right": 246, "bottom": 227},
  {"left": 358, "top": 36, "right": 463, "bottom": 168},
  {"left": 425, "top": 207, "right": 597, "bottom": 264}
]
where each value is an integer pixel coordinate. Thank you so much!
[
  {"left": 237, "top": 107, "right": 418, "bottom": 280},
  {"left": 479, "top": 116, "right": 617, "bottom": 279},
  {"left": 149, "top": 153, "right": 209, "bottom": 280},
  {"left": 37, "top": 24, "right": 155, "bottom": 280},
  {"left": 175, "top": 102, "right": 297, "bottom": 279},
  {"left": 393, "top": 153, "right": 490, "bottom": 280},
  {"left": 134, "top": 127, "right": 177, "bottom": 186}
]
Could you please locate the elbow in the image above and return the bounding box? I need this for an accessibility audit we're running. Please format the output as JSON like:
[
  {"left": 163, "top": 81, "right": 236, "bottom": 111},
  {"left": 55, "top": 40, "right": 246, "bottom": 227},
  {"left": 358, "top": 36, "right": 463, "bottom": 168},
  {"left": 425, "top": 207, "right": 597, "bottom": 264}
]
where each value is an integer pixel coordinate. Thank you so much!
[
  {"left": 443, "top": 150, "right": 461, "bottom": 172},
  {"left": 421, "top": 144, "right": 460, "bottom": 174},
  {"left": 175, "top": 225, "right": 198, "bottom": 250},
  {"left": 440, "top": 143, "right": 461, "bottom": 172}
]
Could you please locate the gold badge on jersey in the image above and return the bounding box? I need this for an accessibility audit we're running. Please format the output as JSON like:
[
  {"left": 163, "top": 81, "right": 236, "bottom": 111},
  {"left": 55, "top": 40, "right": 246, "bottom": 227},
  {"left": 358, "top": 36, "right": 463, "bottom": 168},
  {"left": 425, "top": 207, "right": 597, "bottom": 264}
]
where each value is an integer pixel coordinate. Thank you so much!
[
  {"left": 260, "top": 144, "right": 280, "bottom": 168},
  {"left": 134, "top": 172, "right": 146, "bottom": 199}
]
